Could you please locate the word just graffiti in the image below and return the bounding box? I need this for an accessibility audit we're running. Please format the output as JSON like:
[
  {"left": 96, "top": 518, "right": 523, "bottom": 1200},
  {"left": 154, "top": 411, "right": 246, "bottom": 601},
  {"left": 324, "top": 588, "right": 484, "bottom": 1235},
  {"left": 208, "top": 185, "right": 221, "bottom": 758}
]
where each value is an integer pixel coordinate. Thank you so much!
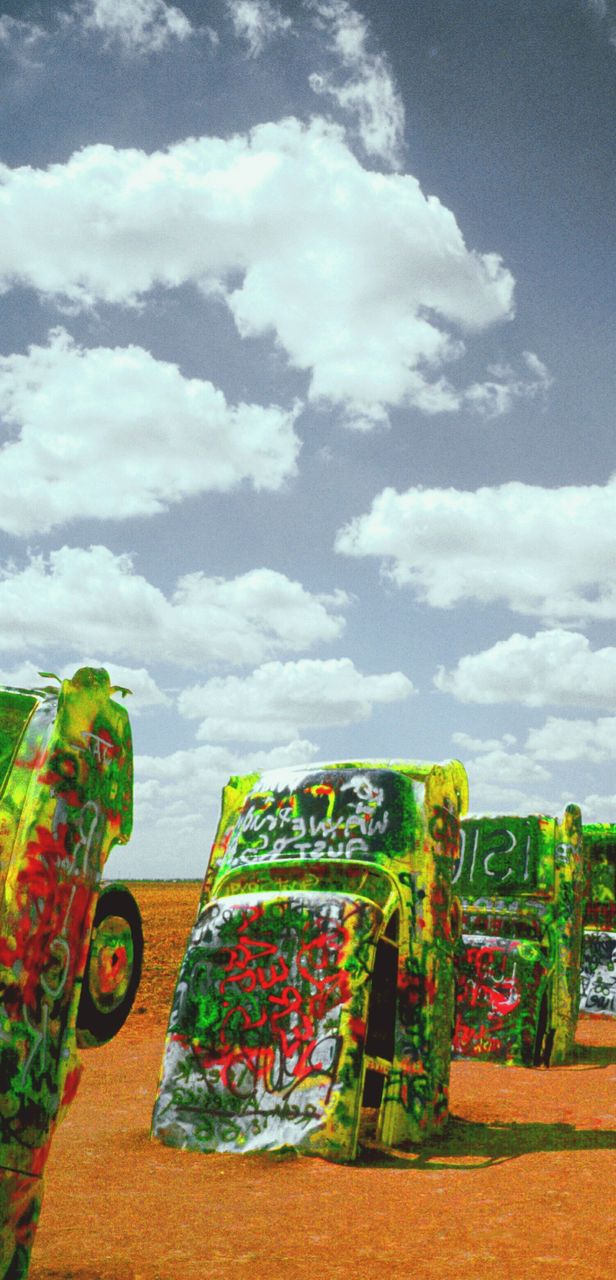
[{"left": 224, "top": 775, "right": 391, "bottom": 869}]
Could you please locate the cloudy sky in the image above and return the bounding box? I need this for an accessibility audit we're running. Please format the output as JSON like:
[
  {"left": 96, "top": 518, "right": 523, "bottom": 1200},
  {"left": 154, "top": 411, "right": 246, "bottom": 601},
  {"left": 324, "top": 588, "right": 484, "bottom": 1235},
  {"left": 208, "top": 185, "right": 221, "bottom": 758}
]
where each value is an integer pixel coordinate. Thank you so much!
[{"left": 1, "top": 0, "right": 615, "bottom": 877}]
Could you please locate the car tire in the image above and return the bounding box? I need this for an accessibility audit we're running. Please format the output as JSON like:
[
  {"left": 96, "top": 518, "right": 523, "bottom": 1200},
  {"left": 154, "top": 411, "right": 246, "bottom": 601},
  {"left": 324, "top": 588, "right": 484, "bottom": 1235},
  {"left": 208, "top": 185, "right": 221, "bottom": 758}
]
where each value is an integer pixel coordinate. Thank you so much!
[{"left": 77, "top": 885, "right": 143, "bottom": 1048}]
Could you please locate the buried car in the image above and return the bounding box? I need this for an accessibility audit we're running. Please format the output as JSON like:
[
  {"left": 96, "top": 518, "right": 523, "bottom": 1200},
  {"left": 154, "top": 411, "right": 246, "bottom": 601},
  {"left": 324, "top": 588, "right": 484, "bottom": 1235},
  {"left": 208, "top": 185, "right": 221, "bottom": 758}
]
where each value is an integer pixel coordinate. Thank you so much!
[
  {"left": 580, "top": 823, "right": 616, "bottom": 1016},
  {"left": 152, "top": 758, "right": 468, "bottom": 1162},
  {"left": 452, "top": 805, "right": 585, "bottom": 1066},
  {"left": 0, "top": 668, "right": 143, "bottom": 1280}
]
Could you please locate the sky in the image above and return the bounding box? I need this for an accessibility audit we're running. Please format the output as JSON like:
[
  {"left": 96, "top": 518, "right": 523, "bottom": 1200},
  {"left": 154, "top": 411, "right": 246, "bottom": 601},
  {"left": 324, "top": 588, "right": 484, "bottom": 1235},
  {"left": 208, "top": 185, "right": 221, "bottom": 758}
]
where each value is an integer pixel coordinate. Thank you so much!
[{"left": 0, "top": 0, "right": 615, "bottom": 878}]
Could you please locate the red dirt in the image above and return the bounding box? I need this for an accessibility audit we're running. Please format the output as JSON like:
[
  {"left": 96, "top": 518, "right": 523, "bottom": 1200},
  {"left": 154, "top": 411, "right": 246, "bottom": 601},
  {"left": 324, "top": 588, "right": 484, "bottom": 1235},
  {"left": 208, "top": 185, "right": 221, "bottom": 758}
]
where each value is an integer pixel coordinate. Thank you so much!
[{"left": 30, "top": 883, "right": 616, "bottom": 1280}]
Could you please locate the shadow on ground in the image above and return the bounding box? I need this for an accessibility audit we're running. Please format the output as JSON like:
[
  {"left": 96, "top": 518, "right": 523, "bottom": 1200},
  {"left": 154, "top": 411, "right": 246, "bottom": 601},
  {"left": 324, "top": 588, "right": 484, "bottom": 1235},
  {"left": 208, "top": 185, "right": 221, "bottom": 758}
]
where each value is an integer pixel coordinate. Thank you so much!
[
  {"left": 570, "top": 1041, "right": 616, "bottom": 1066},
  {"left": 359, "top": 1114, "right": 616, "bottom": 1170}
]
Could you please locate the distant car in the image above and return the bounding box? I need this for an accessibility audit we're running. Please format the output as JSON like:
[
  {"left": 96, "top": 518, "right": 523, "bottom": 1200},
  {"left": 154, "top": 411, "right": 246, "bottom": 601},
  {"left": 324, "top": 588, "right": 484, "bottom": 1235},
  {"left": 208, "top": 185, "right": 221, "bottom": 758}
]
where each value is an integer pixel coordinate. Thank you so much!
[
  {"left": 580, "top": 823, "right": 616, "bottom": 1016},
  {"left": 0, "top": 668, "right": 143, "bottom": 1280},
  {"left": 452, "top": 806, "right": 585, "bottom": 1066},
  {"left": 152, "top": 757, "right": 468, "bottom": 1162}
]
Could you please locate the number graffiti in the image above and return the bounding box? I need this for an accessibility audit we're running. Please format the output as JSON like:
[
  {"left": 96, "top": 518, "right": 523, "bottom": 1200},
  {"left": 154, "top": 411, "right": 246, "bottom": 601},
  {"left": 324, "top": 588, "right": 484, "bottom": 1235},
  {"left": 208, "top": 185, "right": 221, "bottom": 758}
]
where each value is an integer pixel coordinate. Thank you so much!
[{"left": 452, "top": 818, "right": 537, "bottom": 895}]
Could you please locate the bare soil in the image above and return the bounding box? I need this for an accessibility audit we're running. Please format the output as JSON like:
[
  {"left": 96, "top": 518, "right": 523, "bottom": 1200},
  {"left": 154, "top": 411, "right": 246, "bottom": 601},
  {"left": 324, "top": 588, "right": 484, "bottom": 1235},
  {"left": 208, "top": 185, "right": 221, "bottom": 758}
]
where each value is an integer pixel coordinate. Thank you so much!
[{"left": 30, "top": 883, "right": 616, "bottom": 1280}]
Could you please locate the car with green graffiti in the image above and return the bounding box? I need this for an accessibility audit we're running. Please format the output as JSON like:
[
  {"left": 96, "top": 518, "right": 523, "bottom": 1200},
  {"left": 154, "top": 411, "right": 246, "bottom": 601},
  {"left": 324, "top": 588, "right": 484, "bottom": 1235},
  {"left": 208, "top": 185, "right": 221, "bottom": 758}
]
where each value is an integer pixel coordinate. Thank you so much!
[
  {"left": 0, "top": 668, "right": 143, "bottom": 1280},
  {"left": 452, "top": 805, "right": 585, "bottom": 1066},
  {"left": 152, "top": 757, "right": 468, "bottom": 1162},
  {"left": 579, "top": 823, "right": 616, "bottom": 1016}
]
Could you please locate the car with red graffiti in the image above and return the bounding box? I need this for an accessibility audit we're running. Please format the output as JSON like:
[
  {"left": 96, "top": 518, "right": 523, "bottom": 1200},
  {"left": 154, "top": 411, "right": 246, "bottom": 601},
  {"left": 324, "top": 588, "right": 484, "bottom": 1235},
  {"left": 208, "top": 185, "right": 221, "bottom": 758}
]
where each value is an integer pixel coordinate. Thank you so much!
[
  {"left": 452, "top": 805, "right": 585, "bottom": 1066},
  {"left": 0, "top": 668, "right": 143, "bottom": 1280},
  {"left": 152, "top": 757, "right": 468, "bottom": 1162},
  {"left": 579, "top": 823, "right": 616, "bottom": 1016}
]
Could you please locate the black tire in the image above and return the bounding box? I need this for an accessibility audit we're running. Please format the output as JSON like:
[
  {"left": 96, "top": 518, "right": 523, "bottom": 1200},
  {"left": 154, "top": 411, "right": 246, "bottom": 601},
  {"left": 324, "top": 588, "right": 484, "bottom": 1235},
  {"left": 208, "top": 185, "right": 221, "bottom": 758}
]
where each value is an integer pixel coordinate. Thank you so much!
[{"left": 77, "top": 885, "right": 143, "bottom": 1048}]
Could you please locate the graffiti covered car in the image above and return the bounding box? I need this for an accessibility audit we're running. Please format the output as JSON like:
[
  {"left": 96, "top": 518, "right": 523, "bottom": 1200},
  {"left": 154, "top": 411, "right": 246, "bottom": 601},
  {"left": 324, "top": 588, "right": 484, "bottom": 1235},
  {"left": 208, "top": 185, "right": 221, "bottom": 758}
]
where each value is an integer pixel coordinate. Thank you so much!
[
  {"left": 0, "top": 668, "right": 143, "bottom": 1280},
  {"left": 580, "top": 823, "right": 616, "bottom": 1016},
  {"left": 152, "top": 758, "right": 468, "bottom": 1162},
  {"left": 452, "top": 806, "right": 585, "bottom": 1066}
]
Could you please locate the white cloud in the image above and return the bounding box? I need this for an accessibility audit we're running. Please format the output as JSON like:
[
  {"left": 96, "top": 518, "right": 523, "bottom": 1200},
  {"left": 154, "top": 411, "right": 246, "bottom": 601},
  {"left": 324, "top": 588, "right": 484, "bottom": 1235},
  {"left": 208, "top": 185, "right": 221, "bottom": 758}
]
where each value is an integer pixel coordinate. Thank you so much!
[
  {"left": 0, "top": 658, "right": 169, "bottom": 712},
  {"left": 0, "top": 328, "right": 300, "bottom": 535},
  {"left": 0, "top": 14, "right": 46, "bottom": 73},
  {"left": 178, "top": 656, "right": 414, "bottom": 741},
  {"left": 308, "top": 0, "right": 405, "bottom": 167},
  {"left": 452, "top": 730, "right": 517, "bottom": 754},
  {"left": 108, "top": 737, "right": 320, "bottom": 876},
  {"left": 227, "top": 1, "right": 291, "bottom": 56},
  {"left": 136, "top": 738, "right": 319, "bottom": 811},
  {"left": 436, "top": 630, "right": 616, "bottom": 709},
  {"left": 336, "top": 475, "right": 616, "bottom": 621},
  {"left": 0, "top": 118, "right": 514, "bottom": 426},
  {"left": 465, "top": 747, "right": 551, "bottom": 791},
  {"left": 76, "top": 0, "right": 193, "bottom": 53},
  {"left": 526, "top": 715, "right": 616, "bottom": 763},
  {"left": 465, "top": 350, "right": 552, "bottom": 418},
  {"left": 0, "top": 546, "right": 348, "bottom": 669},
  {"left": 451, "top": 732, "right": 555, "bottom": 817},
  {"left": 0, "top": 16, "right": 45, "bottom": 48},
  {"left": 465, "top": 782, "right": 560, "bottom": 819},
  {"left": 580, "top": 792, "right": 616, "bottom": 823}
]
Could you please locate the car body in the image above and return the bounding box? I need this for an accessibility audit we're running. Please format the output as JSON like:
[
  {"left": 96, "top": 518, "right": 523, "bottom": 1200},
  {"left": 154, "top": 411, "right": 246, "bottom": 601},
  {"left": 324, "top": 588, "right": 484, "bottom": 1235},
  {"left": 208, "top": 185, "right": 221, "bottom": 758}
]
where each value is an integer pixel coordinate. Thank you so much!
[
  {"left": 580, "top": 823, "right": 616, "bottom": 1016},
  {"left": 0, "top": 668, "right": 142, "bottom": 1280},
  {"left": 152, "top": 757, "right": 468, "bottom": 1162},
  {"left": 452, "top": 805, "right": 585, "bottom": 1066}
]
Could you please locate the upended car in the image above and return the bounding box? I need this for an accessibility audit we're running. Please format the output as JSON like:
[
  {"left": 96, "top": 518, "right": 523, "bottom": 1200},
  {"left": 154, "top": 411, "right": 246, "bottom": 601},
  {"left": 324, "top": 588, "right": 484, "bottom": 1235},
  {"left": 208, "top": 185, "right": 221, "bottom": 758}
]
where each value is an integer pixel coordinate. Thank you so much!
[
  {"left": 0, "top": 668, "right": 143, "bottom": 1280},
  {"left": 580, "top": 822, "right": 616, "bottom": 1016},
  {"left": 452, "top": 805, "right": 585, "bottom": 1066},
  {"left": 152, "top": 757, "right": 468, "bottom": 1162}
]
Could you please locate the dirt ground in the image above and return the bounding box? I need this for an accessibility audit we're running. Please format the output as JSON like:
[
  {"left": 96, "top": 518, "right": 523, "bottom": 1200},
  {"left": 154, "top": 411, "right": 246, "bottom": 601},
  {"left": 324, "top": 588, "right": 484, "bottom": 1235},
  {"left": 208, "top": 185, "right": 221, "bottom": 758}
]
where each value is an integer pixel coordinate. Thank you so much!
[{"left": 30, "top": 882, "right": 616, "bottom": 1280}]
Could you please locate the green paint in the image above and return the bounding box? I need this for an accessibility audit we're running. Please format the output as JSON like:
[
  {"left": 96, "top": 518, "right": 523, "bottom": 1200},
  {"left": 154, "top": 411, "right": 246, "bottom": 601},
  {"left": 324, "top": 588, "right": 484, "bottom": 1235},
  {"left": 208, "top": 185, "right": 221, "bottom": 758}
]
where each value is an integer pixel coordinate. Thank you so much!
[{"left": 153, "top": 758, "right": 469, "bottom": 1161}]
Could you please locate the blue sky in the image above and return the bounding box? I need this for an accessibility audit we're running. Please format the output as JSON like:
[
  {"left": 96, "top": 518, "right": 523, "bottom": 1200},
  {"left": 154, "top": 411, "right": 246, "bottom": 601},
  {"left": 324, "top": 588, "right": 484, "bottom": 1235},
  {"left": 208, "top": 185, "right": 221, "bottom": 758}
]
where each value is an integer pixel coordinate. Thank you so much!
[{"left": 0, "top": 0, "right": 615, "bottom": 877}]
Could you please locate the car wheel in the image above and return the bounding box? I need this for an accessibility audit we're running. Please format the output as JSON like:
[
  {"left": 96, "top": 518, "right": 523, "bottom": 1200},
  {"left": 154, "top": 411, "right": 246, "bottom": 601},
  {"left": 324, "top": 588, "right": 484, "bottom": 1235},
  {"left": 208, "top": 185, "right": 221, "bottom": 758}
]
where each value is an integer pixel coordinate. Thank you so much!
[{"left": 77, "top": 885, "right": 143, "bottom": 1048}]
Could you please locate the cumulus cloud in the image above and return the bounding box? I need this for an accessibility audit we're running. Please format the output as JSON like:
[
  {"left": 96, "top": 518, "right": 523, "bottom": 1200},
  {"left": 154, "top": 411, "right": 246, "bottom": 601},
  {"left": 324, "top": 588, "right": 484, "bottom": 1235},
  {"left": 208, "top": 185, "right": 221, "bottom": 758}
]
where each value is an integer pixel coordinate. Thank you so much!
[
  {"left": 465, "top": 781, "right": 560, "bottom": 819},
  {"left": 135, "top": 738, "right": 319, "bottom": 814},
  {"left": 308, "top": 0, "right": 405, "bottom": 167},
  {"left": 0, "top": 546, "right": 348, "bottom": 668},
  {"left": 0, "top": 328, "right": 300, "bottom": 535},
  {"left": 336, "top": 475, "right": 616, "bottom": 621},
  {"left": 450, "top": 731, "right": 556, "bottom": 817},
  {"left": 580, "top": 792, "right": 616, "bottom": 823},
  {"left": 465, "top": 351, "right": 552, "bottom": 418},
  {"left": 0, "top": 658, "right": 169, "bottom": 712},
  {"left": 0, "top": 15, "right": 46, "bottom": 49},
  {"left": 465, "top": 747, "right": 551, "bottom": 791},
  {"left": 526, "top": 715, "right": 616, "bottom": 763},
  {"left": 0, "top": 118, "right": 514, "bottom": 426},
  {"left": 106, "top": 737, "right": 321, "bottom": 877},
  {"left": 227, "top": 1, "right": 291, "bottom": 56},
  {"left": 452, "top": 731, "right": 517, "bottom": 754},
  {"left": 436, "top": 630, "right": 616, "bottom": 709},
  {"left": 178, "top": 656, "right": 414, "bottom": 741},
  {"left": 75, "top": 0, "right": 193, "bottom": 53}
]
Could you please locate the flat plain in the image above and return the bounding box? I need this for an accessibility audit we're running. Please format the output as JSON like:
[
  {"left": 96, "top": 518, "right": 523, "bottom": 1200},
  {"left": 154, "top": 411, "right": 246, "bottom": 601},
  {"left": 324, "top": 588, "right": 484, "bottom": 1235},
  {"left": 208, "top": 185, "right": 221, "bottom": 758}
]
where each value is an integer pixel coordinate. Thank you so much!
[{"left": 30, "top": 882, "right": 616, "bottom": 1280}]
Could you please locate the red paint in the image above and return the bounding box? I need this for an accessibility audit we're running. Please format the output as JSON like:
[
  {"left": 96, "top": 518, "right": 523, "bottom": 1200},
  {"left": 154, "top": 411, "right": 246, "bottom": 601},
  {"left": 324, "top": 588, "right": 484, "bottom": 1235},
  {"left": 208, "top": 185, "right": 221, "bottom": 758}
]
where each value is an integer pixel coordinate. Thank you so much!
[{"left": 195, "top": 904, "right": 353, "bottom": 1094}]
